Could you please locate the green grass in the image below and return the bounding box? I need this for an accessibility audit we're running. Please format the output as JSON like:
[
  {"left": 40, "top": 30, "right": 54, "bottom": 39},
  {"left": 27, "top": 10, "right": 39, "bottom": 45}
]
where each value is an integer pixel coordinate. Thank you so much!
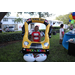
[
  {"left": 0, "top": 41, "right": 25, "bottom": 62},
  {"left": 0, "top": 33, "right": 75, "bottom": 62}
]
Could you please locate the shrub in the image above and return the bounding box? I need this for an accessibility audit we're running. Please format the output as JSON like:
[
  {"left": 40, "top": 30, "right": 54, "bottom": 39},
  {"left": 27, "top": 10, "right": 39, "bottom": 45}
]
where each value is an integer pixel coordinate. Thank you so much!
[
  {"left": 0, "top": 33, "right": 23, "bottom": 44},
  {"left": 39, "top": 29, "right": 45, "bottom": 33},
  {"left": 52, "top": 29, "right": 66, "bottom": 33},
  {"left": 53, "top": 26, "right": 60, "bottom": 29},
  {"left": 0, "top": 32, "right": 32, "bottom": 44}
]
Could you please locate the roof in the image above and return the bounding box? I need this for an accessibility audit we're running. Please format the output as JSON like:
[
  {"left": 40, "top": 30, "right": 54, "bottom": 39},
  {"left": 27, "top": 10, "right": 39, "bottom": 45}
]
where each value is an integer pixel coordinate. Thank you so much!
[{"left": 4, "top": 16, "right": 25, "bottom": 19}]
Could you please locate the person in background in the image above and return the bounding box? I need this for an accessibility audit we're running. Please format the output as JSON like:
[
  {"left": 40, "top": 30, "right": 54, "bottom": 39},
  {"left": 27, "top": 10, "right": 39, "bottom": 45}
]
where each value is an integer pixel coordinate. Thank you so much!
[
  {"left": 70, "top": 24, "right": 73, "bottom": 30},
  {"left": 59, "top": 24, "right": 64, "bottom": 44},
  {"left": 49, "top": 23, "right": 53, "bottom": 38}
]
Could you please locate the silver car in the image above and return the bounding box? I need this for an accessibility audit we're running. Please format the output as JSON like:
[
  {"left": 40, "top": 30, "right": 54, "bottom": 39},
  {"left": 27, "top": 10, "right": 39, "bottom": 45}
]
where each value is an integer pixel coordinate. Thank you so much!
[{"left": 5, "top": 26, "right": 15, "bottom": 32}]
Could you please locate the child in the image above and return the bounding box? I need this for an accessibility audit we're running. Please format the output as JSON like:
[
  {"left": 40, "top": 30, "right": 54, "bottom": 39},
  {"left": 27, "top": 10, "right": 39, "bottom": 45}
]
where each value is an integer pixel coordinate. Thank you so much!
[
  {"left": 59, "top": 24, "right": 64, "bottom": 44},
  {"left": 31, "top": 26, "right": 41, "bottom": 42},
  {"left": 23, "top": 26, "right": 47, "bottom": 62}
]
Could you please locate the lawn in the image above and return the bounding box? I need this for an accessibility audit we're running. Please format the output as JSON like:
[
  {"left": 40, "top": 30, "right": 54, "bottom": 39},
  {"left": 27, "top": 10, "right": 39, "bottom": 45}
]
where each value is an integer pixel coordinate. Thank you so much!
[{"left": 0, "top": 33, "right": 75, "bottom": 62}]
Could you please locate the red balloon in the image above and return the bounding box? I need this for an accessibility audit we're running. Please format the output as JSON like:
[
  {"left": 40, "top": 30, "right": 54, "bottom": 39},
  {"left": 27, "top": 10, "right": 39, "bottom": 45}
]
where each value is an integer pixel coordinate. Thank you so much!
[{"left": 73, "top": 16, "right": 75, "bottom": 19}]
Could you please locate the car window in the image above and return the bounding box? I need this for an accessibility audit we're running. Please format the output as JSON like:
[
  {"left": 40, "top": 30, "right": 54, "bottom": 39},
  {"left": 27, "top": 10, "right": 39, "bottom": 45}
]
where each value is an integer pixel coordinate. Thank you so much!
[{"left": 9, "top": 27, "right": 14, "bottom": 28}]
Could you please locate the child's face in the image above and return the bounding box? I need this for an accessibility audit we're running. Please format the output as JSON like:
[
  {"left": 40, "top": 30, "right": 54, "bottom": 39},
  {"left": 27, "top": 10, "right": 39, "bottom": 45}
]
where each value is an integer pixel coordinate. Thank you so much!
[{"left": 35, "top": 27, "right": 39, "bottom": 32}]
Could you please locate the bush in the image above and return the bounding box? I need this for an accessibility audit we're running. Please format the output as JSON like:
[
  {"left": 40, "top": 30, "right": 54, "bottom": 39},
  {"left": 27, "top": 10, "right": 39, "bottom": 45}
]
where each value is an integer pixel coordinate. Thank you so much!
[
  {"left": 0, "top": 33, "right": 23, "bottom": 44},
  {"left": 52, "top": 29, "right": 66, "bottom": 33},
  {"left": 39, "top": 29, "right": 45, "bottom": 33},
  {"left": 53, "top": 26, "right": 60, "bottom": 29},
  {"left": 52, "top": 29, "right": 59, "bottom": 33}
]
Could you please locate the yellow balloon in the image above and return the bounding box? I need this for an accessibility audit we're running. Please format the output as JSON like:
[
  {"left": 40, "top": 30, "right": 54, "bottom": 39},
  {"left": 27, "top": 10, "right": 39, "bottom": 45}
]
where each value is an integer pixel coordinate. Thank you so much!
[
  {"left": 69, "top": 14, "right": 73, "bottom": 20},
  {"left": 74, "top": 20, "right": 75, "bottom": 23}
]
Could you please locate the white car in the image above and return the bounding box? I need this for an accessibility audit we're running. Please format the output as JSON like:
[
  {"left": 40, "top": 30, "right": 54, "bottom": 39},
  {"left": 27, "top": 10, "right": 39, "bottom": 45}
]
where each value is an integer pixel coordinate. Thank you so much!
[{"left": 5, "top": 26, "right": 15, "bottom": 32}]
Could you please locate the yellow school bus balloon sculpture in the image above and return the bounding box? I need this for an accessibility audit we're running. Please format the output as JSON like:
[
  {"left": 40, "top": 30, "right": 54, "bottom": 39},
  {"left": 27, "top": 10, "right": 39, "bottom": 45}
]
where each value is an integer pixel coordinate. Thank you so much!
[{"left": 21, "top": 18, "right": 50, "bottom": 62}]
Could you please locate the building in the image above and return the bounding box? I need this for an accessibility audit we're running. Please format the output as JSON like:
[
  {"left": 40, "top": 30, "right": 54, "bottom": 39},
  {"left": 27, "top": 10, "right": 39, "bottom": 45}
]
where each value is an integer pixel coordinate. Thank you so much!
[
  {"left": 48, "top": 20, "right": 63, "bottom": 27},
  {"left": 1, "top": 16, "right": 26, "bottom": 31},
  {"left": 1, "top": 16, "right": 63, "bottom": 32}
]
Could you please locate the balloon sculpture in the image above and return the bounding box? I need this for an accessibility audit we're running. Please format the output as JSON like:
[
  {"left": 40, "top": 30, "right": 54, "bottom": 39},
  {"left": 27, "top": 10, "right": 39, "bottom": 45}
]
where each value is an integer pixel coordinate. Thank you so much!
[{"left": 69, "top": 12, "right": 75, "bottom": 24}]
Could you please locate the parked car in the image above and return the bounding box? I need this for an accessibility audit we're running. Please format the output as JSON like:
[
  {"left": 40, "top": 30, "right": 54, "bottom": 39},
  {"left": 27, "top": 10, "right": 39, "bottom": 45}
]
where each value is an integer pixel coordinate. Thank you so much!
[
  {"left": 0, "top": 28, "right": 2, "bottom": 33},
  {"left": 5, "top": 26, "right": 15, "bottom": 32}
]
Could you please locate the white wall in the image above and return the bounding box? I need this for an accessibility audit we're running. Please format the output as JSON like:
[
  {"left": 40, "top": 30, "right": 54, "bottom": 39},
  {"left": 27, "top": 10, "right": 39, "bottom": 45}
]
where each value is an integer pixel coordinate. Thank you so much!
[
  {"left": 1, "top": 18, "right": 17, "bottom": 24},
  {"left": 64, "top": 24, "right": 68, "bottom": 29},
  {"left": 34, "top": 23, "right": 46, "bottom": 30},
  {"left": 1, "top": 16, "right": 26, "bottom": 31}
]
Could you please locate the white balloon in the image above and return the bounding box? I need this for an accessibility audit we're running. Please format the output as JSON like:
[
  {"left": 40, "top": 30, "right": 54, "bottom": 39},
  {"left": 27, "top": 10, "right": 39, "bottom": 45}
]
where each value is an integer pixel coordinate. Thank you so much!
[
  {"left": 35, "top": 53, "right": 47, "bottom": 62},
  {"left": 23, "top": 53, "right": 36, "bottom": 62}
]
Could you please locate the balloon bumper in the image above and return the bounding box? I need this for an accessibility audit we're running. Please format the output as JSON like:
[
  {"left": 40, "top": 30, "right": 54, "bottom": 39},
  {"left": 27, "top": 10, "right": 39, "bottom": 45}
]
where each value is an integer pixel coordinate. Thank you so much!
[
  {"left": 23, "top": 53, "right": 35, "bottom": 62},
  {"left": 23, "top": 53, "right": 47, "bottom": 62},
  {"left": 22, "top": 48, "right": 49, "bottom": 62}
]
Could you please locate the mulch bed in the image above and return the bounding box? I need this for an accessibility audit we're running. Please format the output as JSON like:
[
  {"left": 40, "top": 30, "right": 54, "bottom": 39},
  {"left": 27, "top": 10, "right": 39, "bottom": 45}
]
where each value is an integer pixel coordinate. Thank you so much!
[{"left": 0, "top": 40, "right": 22, "bottom": 48}]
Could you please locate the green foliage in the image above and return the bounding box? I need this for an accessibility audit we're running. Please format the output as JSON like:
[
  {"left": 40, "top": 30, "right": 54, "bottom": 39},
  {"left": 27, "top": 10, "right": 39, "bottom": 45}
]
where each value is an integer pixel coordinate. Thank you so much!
[
  {"left": 53, "top": 27, "right": 60, "bottom": 29},
  {"left": 39, "top": 29, "right": 45, "bottom": 32},
  {"left": 52, "top": 27, "right": 66, "bottom": 33},
  {"left": 0, "top": 31, "right": 32, "bottom": 44},
  {"left": 55, "top": 14, "right": 70, "bottom": 24},
  {"left": 16, "top": 12, "right": 54, "bottom": 18},
  {"left": 0, "top": 33, "right": 23, "bottom": 44},
  {"left": 20, "top": 12, "right": 54, "bottom": 18},
  {"left": 5, "top": 12, "right": 11, "bottom": 17},
  {"left": 14, "top": 18, "right": 23, "bottom": 24}
]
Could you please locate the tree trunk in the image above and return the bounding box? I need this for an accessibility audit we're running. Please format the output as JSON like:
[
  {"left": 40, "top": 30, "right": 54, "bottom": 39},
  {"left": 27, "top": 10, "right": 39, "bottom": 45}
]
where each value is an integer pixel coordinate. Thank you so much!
[
  {"left": 38, "top": 12, "right": 41, "bottom": 18},
  {"left": 0, "top": 12, "right": 7, "bottom": 21}
]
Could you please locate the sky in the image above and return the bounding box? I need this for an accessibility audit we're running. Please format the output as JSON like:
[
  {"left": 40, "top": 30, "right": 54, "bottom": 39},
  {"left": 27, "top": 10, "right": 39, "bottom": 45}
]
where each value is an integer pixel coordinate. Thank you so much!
[{"left": 10, "top": 12, "right": 70, "bottom": 20}]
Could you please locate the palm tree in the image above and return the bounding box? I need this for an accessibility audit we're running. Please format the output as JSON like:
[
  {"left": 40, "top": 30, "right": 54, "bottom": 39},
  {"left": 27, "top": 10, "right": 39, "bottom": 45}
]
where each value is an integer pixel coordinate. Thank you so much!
[{"left": 14, "top": 18, "right": 23, "bottom": 24}]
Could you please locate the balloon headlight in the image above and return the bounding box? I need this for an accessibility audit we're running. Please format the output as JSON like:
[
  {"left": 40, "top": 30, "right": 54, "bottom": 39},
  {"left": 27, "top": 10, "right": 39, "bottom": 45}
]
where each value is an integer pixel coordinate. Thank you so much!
[
  {"left": 44, "top": 42, "right": 49, "bottom": 47},
  {"left": 24, "top": 41, "right": 29, "bottom": 46}
]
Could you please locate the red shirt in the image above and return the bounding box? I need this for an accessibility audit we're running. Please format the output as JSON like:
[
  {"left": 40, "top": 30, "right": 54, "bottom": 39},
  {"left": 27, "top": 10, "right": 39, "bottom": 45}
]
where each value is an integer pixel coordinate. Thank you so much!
[{"left": 32, "top": 31, "right": 40, "bottom": 42}]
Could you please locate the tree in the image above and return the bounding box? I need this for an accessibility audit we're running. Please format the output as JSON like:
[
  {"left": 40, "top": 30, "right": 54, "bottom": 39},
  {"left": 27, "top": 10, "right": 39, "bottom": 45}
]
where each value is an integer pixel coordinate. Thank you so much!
[
  {"left": 55, "top": 14, "right": 70, "bottom": 24},
  {"left": 14, "top": 18, "right": 23, "bottom": 24},
  {"left": 18, "top": 12, "right": 54, "bottom": 18},
  {"left": 5, "top": 12, "right": 54, "bottom": 19}
]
